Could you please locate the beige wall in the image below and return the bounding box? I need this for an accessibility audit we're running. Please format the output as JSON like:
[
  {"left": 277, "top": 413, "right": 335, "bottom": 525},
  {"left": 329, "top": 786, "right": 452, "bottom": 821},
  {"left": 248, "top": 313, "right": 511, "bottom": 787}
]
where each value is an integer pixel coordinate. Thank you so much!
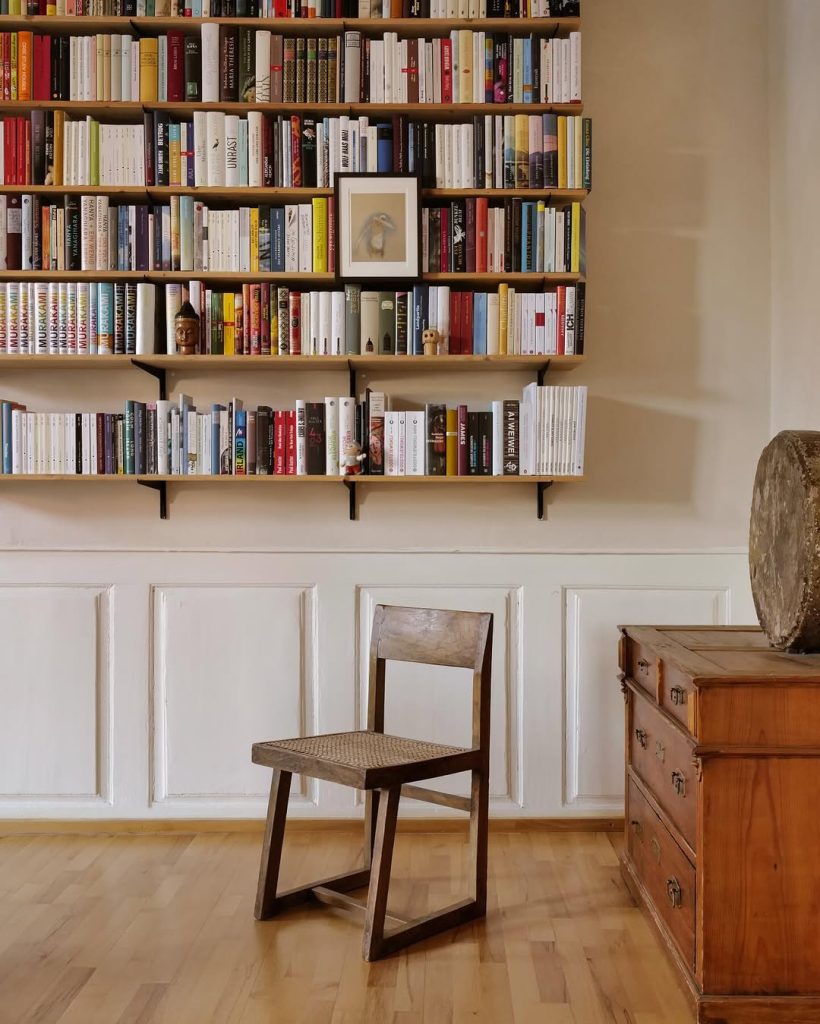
[
  {"left": 0, "top": 0, "right": 772, "bottom": 553},
  {"left": 769, "top": 0, "right": 820, "bottom": 434}
]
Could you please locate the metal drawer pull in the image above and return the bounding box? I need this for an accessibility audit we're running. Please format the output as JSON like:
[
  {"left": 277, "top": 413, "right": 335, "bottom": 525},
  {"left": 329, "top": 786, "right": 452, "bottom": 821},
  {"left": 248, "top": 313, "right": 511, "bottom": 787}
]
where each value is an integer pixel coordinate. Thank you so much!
[
  {"left": 670, "top": 686, "right": 687, "bottom": 705},
  {"left": 630, "top": 819, "right": 643, "bottom": 838},
  {"left": 655, "top": 741, "right": 665, "bottom": 763},
  {"left": 637, "top": 658, "right": 650, "bottom": 673},
  {"left": 671, "top": 771, "right": 686, "bottom": 797},
  {"left": 635, "top": 728, "right": 648, "bottom": 749},
  {"left": 667, "top": 878, "right": 682, "bottom": 909}
]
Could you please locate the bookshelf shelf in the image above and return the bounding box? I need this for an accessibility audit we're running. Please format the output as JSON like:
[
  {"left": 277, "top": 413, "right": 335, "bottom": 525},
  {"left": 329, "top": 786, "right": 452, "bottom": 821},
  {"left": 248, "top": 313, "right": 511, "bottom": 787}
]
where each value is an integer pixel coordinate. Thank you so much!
[
  {"left": 0, "top": 271, "right": 582, "bottom": 285},
  {"left": 0, "top": 100, "right": 583, "bottom": 119},
  {"left": 0, "top": 185, "right": 589, "bottom": 203},
  {"left": 0, "top": 16, "right": 580, "bottom": 35}
]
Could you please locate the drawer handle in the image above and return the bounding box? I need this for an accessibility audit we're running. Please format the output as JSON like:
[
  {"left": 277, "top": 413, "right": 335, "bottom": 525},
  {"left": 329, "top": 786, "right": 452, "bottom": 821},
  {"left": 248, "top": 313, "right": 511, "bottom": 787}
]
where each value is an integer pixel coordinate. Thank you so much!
[
  {"left": 666, "top": 877, "right": 682, "bottom": 909},
  {"left": 670, "top": 686, "right": 688, "bottom": 706},
  {"left": 637, "top": 658, "right": 650, "bottom": 673},
  {"left": 655, "top": 741, "right": 665, "bottom": 763},
  {"left": 634, "top": 728, "right": 647, "bottom": 749},
  {"left": 671, "top": 771, "right": 686, "bottom": 797},
  {"left": 630, "top": 819, "right": 643, "bottom": 839}
]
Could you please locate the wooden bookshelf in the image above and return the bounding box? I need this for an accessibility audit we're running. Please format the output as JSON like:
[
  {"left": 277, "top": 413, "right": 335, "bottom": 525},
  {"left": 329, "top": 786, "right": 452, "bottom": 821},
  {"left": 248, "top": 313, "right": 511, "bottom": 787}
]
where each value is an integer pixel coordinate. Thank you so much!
[
  {"left": 0, "top": 8, "right": 587, "bottom": 520},
  {"left": 0, "top": 15, "right": 581, "bottom": 35}
]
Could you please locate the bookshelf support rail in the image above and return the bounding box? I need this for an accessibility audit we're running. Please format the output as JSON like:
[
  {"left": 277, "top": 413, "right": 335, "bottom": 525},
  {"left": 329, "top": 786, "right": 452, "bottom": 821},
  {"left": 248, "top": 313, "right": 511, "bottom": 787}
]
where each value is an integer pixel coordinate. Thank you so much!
[
  {"left": 138, "top": 479, "right": 167, "bottom": 520},
  {"left": 536, "top": 481, "right": 552, "bottom": 521},
  {"left": 131, "top": 359, "right": 168, "bottom": 400},
  {"left": 344, "top": 479, "right": 358, "bottom": 521}
]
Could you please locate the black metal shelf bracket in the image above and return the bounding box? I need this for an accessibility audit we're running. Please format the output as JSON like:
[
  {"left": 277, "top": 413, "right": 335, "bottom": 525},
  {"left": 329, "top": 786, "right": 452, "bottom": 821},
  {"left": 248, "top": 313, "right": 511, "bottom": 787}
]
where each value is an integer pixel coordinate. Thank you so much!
[
  {"left": 344, "top": 479, "right": 358, "bottom": 521},
  {"left": 536, "top": 480, "right": 553, "bottom": 521},
  {"left": 537, "top": 359, "right": 551, "bottom": 387},
  {"left": 131, "top": 359, "right": 167, "bottom": 400},
  {"left": 138, "top": 479, "right": 168, "bottom": 520},
  {"left": 347, "top": 360, "right": 356, "bottom": 399}
]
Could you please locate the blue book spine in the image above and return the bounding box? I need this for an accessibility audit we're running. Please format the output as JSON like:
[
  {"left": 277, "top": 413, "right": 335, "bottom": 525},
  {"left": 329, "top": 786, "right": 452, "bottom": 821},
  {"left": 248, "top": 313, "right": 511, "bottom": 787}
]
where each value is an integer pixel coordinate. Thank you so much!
[
  {"left": 271, "top": 208, "right": 284, "bottom": 272},
  {"left": 411, "top": 285, "right": 428, "bottom": 355},
  {"left": 234, "top": 409, "right": 247, "bottom": 475},
  {"left": 521, "top": 205, "right": 530, "bottom": 273},
  {"left": 523, "top": 39, "right": 533, "bottom": 104},
  {"left": 1, "top": 402, "right": 11, "bottom": 474},
  {"left": 473, "top": 293, "right": 487, "bottom": 355},
  {"left": 376, "top": 124, "right": 393, "bottom": 173},
  {"left": 211, "top": 405, "right": 224, "bottom": 474}
]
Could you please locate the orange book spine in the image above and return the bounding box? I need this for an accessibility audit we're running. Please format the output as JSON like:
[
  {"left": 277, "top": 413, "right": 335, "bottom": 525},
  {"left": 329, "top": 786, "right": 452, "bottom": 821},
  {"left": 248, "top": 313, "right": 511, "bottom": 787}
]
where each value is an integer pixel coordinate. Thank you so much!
[{"left": 17, "top": 32, "right": 32, "bottom": 102}]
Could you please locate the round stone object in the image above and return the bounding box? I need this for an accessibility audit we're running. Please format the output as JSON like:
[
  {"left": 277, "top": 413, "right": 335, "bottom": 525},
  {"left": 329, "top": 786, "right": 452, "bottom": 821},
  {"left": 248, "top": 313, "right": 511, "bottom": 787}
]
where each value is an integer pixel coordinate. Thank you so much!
[{"left": 750, "top": 430, "right": 820, "bottom": 651}]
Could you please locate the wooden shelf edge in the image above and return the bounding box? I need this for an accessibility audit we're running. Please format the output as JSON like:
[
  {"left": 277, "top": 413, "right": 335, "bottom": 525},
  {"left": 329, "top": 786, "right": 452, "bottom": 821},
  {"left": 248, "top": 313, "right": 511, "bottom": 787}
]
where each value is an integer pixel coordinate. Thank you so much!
[
  {"left": 0, "top": 354, "right": 584, "bottom": 369},
  {"left": 0, "top": 185, "right": 589, "bottom": 201},
  {"left": 0, "top": 271, "right": 583, "bottom": 283},
  {"left": 0, "top": 473, "right": 581, "bottom": 483}
]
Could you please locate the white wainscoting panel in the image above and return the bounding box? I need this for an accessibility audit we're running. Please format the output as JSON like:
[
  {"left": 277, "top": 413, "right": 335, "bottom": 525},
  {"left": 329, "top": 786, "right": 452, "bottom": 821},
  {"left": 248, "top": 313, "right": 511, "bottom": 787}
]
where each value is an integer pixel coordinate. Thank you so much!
[
  {"left": 563, "top": 586, "right": 729, "bottom": 810},
  {"left": 357, "top": 586, "right": 522, "bottom": 807},
  {"left": 0, "top": 585, "right": 110, "bottom": 800},
  {"left": 151, "top": 584, "right": 316, "bottom": 805}
]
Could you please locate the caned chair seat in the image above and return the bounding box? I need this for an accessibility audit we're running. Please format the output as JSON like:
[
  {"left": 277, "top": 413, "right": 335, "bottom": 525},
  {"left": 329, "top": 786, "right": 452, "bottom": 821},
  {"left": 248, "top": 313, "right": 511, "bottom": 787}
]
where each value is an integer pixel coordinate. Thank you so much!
[
  {"left": 252, "top": 605, "right": 493, "bottom": 961},
  {"left": 252, "top": 731, "right": 477, "bottom": 790}
]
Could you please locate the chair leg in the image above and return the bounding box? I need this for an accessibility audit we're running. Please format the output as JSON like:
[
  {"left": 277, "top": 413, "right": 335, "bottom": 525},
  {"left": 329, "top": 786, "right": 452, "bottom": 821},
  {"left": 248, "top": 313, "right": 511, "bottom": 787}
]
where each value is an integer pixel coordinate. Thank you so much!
[
  {"left": 468, "top": 767, "right": 489, "bottom": 915},
  {"left": 254, "top": 769, "right": 292, "bottom": 920},
  {"left": 362, "top": 785, "right": 401, "bottom": 961},
  {"left": 363, "top": 790, "right": 380, "bottom": 868}
]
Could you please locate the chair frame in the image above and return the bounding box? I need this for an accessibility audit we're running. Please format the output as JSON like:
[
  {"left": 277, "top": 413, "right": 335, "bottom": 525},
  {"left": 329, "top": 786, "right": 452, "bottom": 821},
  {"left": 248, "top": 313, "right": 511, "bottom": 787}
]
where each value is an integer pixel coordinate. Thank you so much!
[{"left": 252, "top": 604, "right": 493, "bottom": 961}]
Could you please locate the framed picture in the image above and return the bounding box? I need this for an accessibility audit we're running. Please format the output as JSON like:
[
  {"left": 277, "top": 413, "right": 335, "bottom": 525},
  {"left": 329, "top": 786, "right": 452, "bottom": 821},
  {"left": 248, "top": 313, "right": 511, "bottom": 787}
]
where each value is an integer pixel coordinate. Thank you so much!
[{"left": 334, "top": 173, "right": 421, "bottom": 283}]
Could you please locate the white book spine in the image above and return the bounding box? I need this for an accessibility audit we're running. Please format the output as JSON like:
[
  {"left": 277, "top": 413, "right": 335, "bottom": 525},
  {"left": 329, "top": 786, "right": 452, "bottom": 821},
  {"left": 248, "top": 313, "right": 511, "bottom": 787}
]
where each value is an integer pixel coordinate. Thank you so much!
[
  {"left": 225, "top": 115, "right": 239, "bottom": 187},
  {"left": 331, "top": 290, "right": 345, "bottom": 355},
  {"left": 338, "top": 397, "right": 355, "bottom": 474},
  {"left": 136, "top": 283, "right": 156, "bottom": 355},
  {"left": 247, "top": 111, "right": 263, "bottom": 188},
  {"left": 324, "top": 397, "right": 339, "bottom": 476},
  {"left": 21, "top": 195, "right": 32, "bottom": 271},
  {"left": 193, "top": 111, "right": 208, "bottom": 186},
  {"left": 206, "top": 111, "right": 226, "bottom": 186},
  {"left": 17, "top": 282, "right": 29, "bottom": 354},
  {"left": 295, "top": 400, "right": 307, "bottom": 475},
  {"left": 298, "top": 204, "right": 312, "bottom": 273},
  {"left": 384, "top": 412, "right": 397, "bottom": 476},
  {"left": 255, "top": 32, "right": 271, "bottom": 103}
]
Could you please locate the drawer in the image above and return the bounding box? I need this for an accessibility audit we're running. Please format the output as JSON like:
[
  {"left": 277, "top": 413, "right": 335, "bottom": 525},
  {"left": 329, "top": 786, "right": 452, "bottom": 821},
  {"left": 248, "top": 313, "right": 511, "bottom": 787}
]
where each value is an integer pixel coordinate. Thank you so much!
[
  {"left": 659, "top": 663, "right": 697, "bottom": 736},
  {"left": 622, "top": 636, "right": 661, "bottom": 700},
  {"left": 629, "top": 689, "right": 697, "bottom": 850},
  {"left": 627, "top": 776, "right": 696, "bottom": 971}
]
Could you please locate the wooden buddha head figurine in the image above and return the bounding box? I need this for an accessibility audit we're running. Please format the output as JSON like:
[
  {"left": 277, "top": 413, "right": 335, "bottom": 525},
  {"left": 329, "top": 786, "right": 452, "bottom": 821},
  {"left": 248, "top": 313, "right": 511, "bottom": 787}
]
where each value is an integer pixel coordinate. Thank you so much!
[{"left": 175, "top": 301, "right": 200, "bottom": 355}]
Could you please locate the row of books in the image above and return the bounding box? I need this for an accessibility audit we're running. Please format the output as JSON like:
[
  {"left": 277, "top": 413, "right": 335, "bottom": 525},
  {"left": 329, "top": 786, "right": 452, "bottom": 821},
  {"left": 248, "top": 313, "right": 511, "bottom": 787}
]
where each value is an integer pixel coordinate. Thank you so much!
[
  {"left": 0, "top": 384, "right": 587, "bottom": 478},
  {"left": 3, "top": 195, "right": 334, "bottom": 273},
  {"left": 422, "top": 197, "right": 584, "bottom": 274},
  {"left": 1, "top": 0, "right": 579, "bottom": 17},
  {"left": 0, "top": 27, "right": 581, "bottom": 106},
  {"left": 0, "top": 280, "right": 585, "bottom": 357}
]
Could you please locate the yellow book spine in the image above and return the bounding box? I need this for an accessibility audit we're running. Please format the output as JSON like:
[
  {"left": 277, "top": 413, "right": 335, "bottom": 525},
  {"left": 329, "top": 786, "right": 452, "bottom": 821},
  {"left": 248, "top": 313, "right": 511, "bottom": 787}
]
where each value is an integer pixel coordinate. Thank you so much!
[
  {"left": 269, "top": 285, "right": 278, "bottom": 353},
  {"left": 10, "top": 34, "right": 18, "bottom": 102},
  {"left": 445, "top": 408, "right": 457, "bottom": 476},
  {"left": 514, "top": 113, "right": 528, "bottom": 189},
  {"left": 459, "top": 29, "right": 472, "bottom": 103},
  {"left": 53, "top": 111, "right": 64, "bottom": 187},
  {"left": 139, "top": 38, "right": 158, "bottom": 103},
  {"left": 570, "top": 201, "right": 580, "bottom": 273},
  {"left": 223, "top": 293, "right": 235, "bottom": 355},
  {"left": 169, "top": 133, "right": 181, "bottom": 186},
  {"left": 250, "top": 208, "right": 259, "bottom": 272},
  {"left": 311, "top": 197, "right": 327, "bottom": 272},
  {"left": 47, "top": 0, "right": 57, "bottom": 15},
  {"left": 557, "top": 117, "right": 568, "bottom": 190},
  {"left": 498, "top": 283, "right": 508, "bottom": 355}
]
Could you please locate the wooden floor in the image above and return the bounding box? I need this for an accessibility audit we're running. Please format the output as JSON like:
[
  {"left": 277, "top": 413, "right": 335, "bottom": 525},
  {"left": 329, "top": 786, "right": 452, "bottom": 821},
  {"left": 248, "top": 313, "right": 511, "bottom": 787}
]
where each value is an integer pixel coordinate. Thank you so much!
[{"left": 0, "top": 828, "right": 695, "bottom": 1024}]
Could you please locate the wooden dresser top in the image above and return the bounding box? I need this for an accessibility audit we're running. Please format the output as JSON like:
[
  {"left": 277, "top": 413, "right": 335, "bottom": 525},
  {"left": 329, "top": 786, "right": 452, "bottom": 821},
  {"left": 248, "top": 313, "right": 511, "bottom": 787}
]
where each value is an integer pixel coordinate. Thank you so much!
[{"left": 619, "top": 625, "right": 820, "bottom": 684}]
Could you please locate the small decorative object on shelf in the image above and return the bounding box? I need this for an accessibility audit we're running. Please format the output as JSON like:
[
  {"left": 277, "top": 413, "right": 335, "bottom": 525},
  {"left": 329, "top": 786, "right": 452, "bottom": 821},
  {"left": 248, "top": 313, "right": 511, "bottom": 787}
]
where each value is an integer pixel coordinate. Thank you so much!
[
  {"left": 342, "top": 441, "right": 366, "bottom": 476},
  {"left": 423, "top": 329, "right": 442, "bottom": 356},
  {"left": 174, "top": 301, "right": 200, "bottom": 356}
]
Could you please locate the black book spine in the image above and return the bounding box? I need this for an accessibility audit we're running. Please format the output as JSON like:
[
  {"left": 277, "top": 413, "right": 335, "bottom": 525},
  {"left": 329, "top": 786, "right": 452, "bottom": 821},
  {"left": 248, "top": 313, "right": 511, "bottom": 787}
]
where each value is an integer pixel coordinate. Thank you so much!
[
  {"left": 104, "top": 414, "right": 114, "bottom": 475},
  {"left": 479, "top": 411, "right": 492, "bottom": 475},
  {"left": 146, "top": 407, "right": 157, "bottom": 475},
  {"left": 582, "top": 117, "right": 592, "bottom": 191},
  {"left": 564, "top": 206, "right": 572, "bottom": 271},
  {"left": 75, "top": 413, "right": 82, "bottom": 474},
  {"left": 305, "top": 402, "right": 326, "bottom": 476},
  {"left": 184, "top": 37, "right": 201, "bottom": 103},
  {"left": 502, "top": 400, "right": 519, "bottom": 475},
  {"left": 32, "top": 196, "right": 42, "bottom": 270},
  {"left": 474, "top": 116, "right": 483, "bottom": 189},
  {"left": 512, "top": 198, "right": 522, "bottom": 273},
  {"left": 143, "top": 112, "right": 155, "bottom": 187},
  {"left": 31, "top": 110, "right": 45, "bottom": 185},
  {"left": 301, "top": 118, "right": 317, "bottom": 188},
  {"left": 467, "top": 412, "right": 479, "bottom": 475},
  {"left": 503, "top": 199, "right": 513, "bottom": 274},
  {"left": 50, "top": 39, "right": 60, "bottom": 99},
  {"left": 59, "top": 37, "right": 70, "bottom": 100},
  {"left": 134, "top": 403, "right": 146, "bottom": 475},
  {"left": 44, "top": 112, "right": 54, "bottom": 187},
  {"left": 451, "top": 200, "right": 466, "bottom": 273},
  {"left": 219, "top": 27, "right": 239, "bottom": 103},
  {"left": 575, "top": 282, "right": 586, "bottom": 355}
]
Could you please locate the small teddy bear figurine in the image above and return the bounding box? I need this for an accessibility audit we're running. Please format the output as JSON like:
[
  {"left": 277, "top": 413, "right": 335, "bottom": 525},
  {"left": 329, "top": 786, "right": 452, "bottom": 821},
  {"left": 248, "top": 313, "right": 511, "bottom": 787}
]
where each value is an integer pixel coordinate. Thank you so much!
[
  {"left": 342, "top": 440, "right": 367, "bottom": 476},
  {"left": 422, "top": 328, "right": 443, "bottom": 356}
]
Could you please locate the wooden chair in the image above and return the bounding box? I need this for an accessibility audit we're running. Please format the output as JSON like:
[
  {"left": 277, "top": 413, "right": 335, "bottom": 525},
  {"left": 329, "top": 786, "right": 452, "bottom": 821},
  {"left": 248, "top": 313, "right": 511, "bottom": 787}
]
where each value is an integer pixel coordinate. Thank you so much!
[{"left": 251, "top": 604, "right": 493, "bottom": 961}]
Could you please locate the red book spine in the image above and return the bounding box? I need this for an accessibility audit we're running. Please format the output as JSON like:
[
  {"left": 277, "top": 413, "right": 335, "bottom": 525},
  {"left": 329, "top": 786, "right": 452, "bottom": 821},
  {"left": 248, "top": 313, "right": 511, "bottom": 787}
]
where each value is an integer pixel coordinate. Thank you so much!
[
  {"left": 260, "top": 282, "right": 271, "bottom": 355},
  {"left": 449, "top": 289, "right": 460, "bottom": 355},
  {"left": 3, "top": 119, "right": 11, "bottom": 184},
  {"left": 288, "top": 291, "right": 301, "bottom": 355},
  {"left": 457, "top": 404, "right": 468, "bottom": 475},
  {"left": 461, "top": 290, "right": 473, "bottom": 355},
  {"left": 441, "top": 39, "right": 453, "bottom": 104},
  {"left": 465, "top": 198, "right": 476, "bottom": 274},
  {"left": 557, "top": 286, "right": 566, "bottom": 355},
  {"left": 274, "top": 411, "right": 286, "bottom": 475},
  {"left": 290, "top": 116, "right": 301, "bottom": 187},
  {"left": 167, "top": 32, "right": 185, "bottom": 103},
  {"left": 261, "top": 114, "right": 272, "bottom": 186},
  {"left": 476, "top": 198, "right": 488, "bottom": 273},
  {"left": 39, "top": 36, "right": 51, "bottom": 101},
  {"left": 286, "top": 410, "right": 296, "bottom": 474},
  {"left": 440, "top": 206, "right": 450, "bottom": 273},
  {"left": 249, "top": 283, "right": 261, "bottom": 355}
]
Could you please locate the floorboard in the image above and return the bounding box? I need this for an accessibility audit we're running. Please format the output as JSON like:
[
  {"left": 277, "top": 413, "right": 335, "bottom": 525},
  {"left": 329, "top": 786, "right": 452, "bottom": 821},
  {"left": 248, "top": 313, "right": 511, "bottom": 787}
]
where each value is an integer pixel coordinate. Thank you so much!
[{"left": 0, "top": 829, "right": 694, "bottom": 1024}]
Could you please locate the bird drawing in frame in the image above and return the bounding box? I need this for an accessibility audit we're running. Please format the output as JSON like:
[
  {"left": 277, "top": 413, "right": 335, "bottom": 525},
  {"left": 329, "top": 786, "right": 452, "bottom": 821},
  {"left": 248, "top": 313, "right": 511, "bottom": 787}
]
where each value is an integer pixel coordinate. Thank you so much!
[{"left": 354, "top": 211, "right": 397, "bottom": 260}]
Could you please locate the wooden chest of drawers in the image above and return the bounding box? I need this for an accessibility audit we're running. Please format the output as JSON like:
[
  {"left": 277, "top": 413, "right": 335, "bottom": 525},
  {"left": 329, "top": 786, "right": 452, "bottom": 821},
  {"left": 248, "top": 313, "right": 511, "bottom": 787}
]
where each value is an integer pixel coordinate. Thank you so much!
[{"left": 619, "top": 626, "right": 820, "bottom": 1024}]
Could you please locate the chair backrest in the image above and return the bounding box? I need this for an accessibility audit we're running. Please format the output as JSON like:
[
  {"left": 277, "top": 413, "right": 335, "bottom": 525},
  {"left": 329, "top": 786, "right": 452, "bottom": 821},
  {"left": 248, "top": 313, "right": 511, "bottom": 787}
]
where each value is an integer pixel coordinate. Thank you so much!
[{"left": 367, "top": 604, "right": 493, "bottom": 751}]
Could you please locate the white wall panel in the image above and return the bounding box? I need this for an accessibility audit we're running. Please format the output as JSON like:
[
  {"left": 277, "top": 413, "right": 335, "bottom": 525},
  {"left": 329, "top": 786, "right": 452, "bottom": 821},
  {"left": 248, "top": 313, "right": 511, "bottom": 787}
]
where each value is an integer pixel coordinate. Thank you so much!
[
  {"left": 0, "top": 585, "right": 109, "bottom": 799},
  {"left": 564, "top": 586, "right": 728, "bottom": 809},
  {"left": 151, "top": 584, "right": 315, "bottom": 804}
]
